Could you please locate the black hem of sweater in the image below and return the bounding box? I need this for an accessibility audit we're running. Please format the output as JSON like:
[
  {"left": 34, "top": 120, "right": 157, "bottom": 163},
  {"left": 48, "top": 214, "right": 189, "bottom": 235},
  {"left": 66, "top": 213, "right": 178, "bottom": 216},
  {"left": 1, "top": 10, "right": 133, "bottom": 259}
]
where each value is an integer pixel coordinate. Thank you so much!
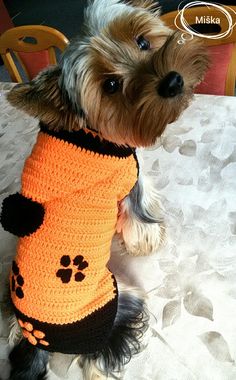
[
  {"left": 40, "top": 122, "right": 135, "bottom": 159},
  {"left": 13, "top": 275, "right": 118, "bottom": 354},
  {"left": 13, "top": 294, "right": 118, "bottom": 354}
]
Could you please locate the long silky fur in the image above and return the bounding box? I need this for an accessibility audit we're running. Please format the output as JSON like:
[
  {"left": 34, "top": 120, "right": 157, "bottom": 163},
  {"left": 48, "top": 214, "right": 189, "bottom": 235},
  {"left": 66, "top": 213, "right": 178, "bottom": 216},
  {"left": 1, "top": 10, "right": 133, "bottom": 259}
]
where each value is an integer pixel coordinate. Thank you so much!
[
  {"left": 80, "top": 285, "right": 149, "bottom": 379},
  {"left": 9, "top": 339, "right": 49, "bottom": 380},
  {"left": 8, "top": 314, "right": 22, "bottom": 347},
  {"left": 1, "top": 279, "right": 22, "bottom": 347},
  {"left": 116, "top": 170, "right": 165, "bottom": 256}
]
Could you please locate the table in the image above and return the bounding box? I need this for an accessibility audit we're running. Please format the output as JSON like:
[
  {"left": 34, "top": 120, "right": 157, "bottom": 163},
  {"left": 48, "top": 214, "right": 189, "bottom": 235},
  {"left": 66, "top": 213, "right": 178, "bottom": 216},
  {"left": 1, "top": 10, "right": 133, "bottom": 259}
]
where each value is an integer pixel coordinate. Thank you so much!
[{"left": 1, "top": 82, "right": 236, "bottom": 380}]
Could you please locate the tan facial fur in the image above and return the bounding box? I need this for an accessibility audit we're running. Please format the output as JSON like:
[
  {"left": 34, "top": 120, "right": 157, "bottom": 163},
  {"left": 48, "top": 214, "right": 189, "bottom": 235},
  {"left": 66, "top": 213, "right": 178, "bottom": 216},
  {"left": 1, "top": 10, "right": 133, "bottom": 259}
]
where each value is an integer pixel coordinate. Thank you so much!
[{"left": 7, "top": 0, "right": 209, "bottom": 147}]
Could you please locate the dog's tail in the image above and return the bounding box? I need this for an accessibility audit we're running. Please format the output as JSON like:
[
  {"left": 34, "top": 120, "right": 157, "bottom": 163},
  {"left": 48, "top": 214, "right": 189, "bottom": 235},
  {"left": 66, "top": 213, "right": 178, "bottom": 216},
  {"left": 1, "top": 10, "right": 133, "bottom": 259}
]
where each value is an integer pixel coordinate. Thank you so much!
[
  {"left": 9, "top": 338, "right": 49, "bottom": 380},
  {"left": 80, "top": 284, "right": 149, "bottom": 379}
]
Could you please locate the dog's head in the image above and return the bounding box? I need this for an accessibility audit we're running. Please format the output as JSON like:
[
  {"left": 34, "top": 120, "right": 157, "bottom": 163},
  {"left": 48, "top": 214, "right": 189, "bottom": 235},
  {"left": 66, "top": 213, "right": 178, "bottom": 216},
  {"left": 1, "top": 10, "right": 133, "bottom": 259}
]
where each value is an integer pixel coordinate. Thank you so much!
[{"left": 8, "top": 0, "right": 209, "bottom": 147}]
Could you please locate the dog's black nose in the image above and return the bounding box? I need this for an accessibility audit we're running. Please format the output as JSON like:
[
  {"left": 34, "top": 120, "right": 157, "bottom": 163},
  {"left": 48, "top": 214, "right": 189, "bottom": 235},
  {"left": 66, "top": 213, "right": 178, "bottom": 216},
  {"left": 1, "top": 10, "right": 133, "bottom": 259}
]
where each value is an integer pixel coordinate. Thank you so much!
[{"left": 157, "top": 71, "right": 184, "bottom": 98}]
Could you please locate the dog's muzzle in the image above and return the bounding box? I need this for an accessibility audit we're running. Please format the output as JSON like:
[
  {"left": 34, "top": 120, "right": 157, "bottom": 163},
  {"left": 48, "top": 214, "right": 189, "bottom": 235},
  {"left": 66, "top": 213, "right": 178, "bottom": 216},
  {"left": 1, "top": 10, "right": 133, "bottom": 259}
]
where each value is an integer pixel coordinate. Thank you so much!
[{"left": 157, "top": 71, "right": 184, "bottom": 98}]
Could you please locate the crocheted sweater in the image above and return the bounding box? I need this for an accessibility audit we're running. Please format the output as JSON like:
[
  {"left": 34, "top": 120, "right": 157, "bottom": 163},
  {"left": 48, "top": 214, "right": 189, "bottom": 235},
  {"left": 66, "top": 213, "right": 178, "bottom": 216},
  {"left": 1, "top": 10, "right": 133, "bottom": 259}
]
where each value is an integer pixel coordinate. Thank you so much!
[{"left": 8, "top": 125, "right": 138, "bottom": 354}]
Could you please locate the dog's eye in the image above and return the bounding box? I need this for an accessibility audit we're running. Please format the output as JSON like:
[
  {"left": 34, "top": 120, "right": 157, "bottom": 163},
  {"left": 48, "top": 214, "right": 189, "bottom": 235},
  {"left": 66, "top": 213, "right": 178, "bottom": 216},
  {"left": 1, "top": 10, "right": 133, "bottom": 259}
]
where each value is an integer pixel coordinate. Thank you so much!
[
  {"left": 136, "top": 35, "right": 150, "bottom": 51},
  {"left": 103, "top": 78, "right": 121, "bottom": 94}
]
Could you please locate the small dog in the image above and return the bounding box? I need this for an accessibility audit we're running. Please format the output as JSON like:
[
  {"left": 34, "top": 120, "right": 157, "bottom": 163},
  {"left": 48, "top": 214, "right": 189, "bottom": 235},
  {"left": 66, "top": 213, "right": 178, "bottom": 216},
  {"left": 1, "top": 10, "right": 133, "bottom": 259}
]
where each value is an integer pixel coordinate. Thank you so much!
[{"left": 0, "top": 0, "right": 208, "bottom": 379}]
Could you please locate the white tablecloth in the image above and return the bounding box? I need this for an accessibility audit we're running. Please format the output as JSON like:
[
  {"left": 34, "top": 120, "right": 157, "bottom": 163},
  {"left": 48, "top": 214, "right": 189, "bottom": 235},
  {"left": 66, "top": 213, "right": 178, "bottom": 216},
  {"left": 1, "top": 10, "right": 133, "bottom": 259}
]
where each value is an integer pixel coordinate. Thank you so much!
[{"left": 1, "top": 83, "right": 236, "bottom": 379}]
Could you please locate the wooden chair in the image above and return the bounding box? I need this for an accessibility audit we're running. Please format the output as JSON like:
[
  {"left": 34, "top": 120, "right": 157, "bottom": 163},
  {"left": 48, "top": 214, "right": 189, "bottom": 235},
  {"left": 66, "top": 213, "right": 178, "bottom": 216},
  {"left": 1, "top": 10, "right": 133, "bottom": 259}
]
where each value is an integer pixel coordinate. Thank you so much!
[
  {"left": 0, "top": 25, "right": 69, "bottom": 83},
  {"left": 161, "top": 5, "right": 236, "bottom": 96}
]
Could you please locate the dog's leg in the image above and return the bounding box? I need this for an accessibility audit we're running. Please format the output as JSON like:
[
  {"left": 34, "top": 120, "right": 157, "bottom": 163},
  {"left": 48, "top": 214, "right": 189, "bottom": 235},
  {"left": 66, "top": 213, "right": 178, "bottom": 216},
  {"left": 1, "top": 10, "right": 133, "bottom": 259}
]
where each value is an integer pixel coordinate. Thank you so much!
[
  {"left": 78, "top": 282, "right": 149, "bottom": 380},
  {"left": 3, "top": 282, "right": 48, "bottom": 380},
  {"left": 9, "top": 339, "right": 49, "bottom": 380},
  {"left": 8, "top": 322, "right": 49, "bottom": 380},
  {"left": 117, "top": 169, "right": 165, "bottom": 256}
]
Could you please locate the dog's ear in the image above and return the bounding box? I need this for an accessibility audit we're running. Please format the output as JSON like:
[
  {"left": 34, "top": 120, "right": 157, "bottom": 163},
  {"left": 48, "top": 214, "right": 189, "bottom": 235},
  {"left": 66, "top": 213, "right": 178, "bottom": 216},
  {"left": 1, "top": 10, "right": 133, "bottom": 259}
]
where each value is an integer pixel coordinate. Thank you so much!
[{"left": 7, "top": 65, "right": 84, "bottom": 131}]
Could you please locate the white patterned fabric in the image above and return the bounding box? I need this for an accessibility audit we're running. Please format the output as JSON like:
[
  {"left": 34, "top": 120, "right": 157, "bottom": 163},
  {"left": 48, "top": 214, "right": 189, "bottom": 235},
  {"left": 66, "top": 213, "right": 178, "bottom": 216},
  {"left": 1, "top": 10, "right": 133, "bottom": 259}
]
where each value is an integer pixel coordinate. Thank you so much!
[{"left": 0, "top": 83, "right": 236, "bottom": 379}]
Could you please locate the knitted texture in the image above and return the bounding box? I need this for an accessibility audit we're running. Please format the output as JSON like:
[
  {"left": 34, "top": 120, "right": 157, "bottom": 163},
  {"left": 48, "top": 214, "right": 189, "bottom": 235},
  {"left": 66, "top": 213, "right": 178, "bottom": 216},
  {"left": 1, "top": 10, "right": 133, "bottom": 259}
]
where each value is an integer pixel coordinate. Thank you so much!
[{"left": 10, "top": 128, "right": 138, "bottom": 354}]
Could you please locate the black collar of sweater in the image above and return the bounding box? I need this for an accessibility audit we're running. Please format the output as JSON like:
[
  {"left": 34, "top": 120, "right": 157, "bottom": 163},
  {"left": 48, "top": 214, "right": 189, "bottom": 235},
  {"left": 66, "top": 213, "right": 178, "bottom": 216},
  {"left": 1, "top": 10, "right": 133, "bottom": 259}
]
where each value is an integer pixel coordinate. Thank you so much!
[{"left": 39, "top": 122, "right": 135, "bottom": 159}]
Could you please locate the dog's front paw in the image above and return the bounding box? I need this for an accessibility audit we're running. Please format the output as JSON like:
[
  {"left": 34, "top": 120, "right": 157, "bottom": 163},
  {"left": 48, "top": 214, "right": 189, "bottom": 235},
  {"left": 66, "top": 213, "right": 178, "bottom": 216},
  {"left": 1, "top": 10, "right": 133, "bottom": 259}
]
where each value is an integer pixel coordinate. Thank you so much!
[{"left": 117, "top": 213, "right": 165, "bottom": 256}]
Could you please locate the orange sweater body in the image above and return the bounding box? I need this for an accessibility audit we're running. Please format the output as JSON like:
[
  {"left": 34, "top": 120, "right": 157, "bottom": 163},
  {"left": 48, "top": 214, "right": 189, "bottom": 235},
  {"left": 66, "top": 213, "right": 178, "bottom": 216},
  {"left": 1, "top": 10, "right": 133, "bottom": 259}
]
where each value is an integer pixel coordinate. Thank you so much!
[{"left": 10, "top": 129, "right": 137, "bottom": 353}]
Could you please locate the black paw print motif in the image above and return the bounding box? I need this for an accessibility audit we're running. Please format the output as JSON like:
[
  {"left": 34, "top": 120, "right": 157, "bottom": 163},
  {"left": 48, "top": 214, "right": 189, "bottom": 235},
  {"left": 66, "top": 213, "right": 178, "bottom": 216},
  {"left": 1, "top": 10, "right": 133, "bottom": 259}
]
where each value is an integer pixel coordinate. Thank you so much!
[
  {"left": 56, "top": 255, "right": 88, "bottom": 284},
  {"left": 11, "top": 261, "right": 24, "bottom": 299}
]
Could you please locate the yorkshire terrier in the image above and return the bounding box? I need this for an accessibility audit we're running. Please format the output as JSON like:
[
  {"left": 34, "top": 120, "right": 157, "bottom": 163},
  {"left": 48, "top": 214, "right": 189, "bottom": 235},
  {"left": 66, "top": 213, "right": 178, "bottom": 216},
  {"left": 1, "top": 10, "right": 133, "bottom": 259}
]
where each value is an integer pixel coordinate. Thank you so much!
[{"left": 0, "top": 0, "right": 208, "bottom": 379}]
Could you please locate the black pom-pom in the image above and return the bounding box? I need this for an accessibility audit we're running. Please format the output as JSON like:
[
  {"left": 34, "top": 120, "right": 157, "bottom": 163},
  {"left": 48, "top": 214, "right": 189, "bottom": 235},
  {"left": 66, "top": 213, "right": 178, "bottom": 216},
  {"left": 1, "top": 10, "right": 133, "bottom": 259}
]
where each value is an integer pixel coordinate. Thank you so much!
[{"left": 0, "top": 193, "right": 45, "bottom": 237}]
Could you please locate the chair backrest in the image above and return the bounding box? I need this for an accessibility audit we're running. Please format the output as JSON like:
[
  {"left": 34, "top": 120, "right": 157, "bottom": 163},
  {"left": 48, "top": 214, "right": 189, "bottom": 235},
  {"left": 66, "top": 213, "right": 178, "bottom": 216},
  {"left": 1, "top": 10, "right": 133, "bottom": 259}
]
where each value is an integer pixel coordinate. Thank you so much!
[{"left": 0, "top": 25, "right": 69, "bottom": 83}]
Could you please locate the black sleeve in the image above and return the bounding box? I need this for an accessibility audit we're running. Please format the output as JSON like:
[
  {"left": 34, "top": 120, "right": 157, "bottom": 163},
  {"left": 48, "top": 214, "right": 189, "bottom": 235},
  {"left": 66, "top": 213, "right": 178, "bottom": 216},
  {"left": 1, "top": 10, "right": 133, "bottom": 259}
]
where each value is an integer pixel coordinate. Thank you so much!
[{"left": 0, "top": 193, "right": 45, "bottom": 237}]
